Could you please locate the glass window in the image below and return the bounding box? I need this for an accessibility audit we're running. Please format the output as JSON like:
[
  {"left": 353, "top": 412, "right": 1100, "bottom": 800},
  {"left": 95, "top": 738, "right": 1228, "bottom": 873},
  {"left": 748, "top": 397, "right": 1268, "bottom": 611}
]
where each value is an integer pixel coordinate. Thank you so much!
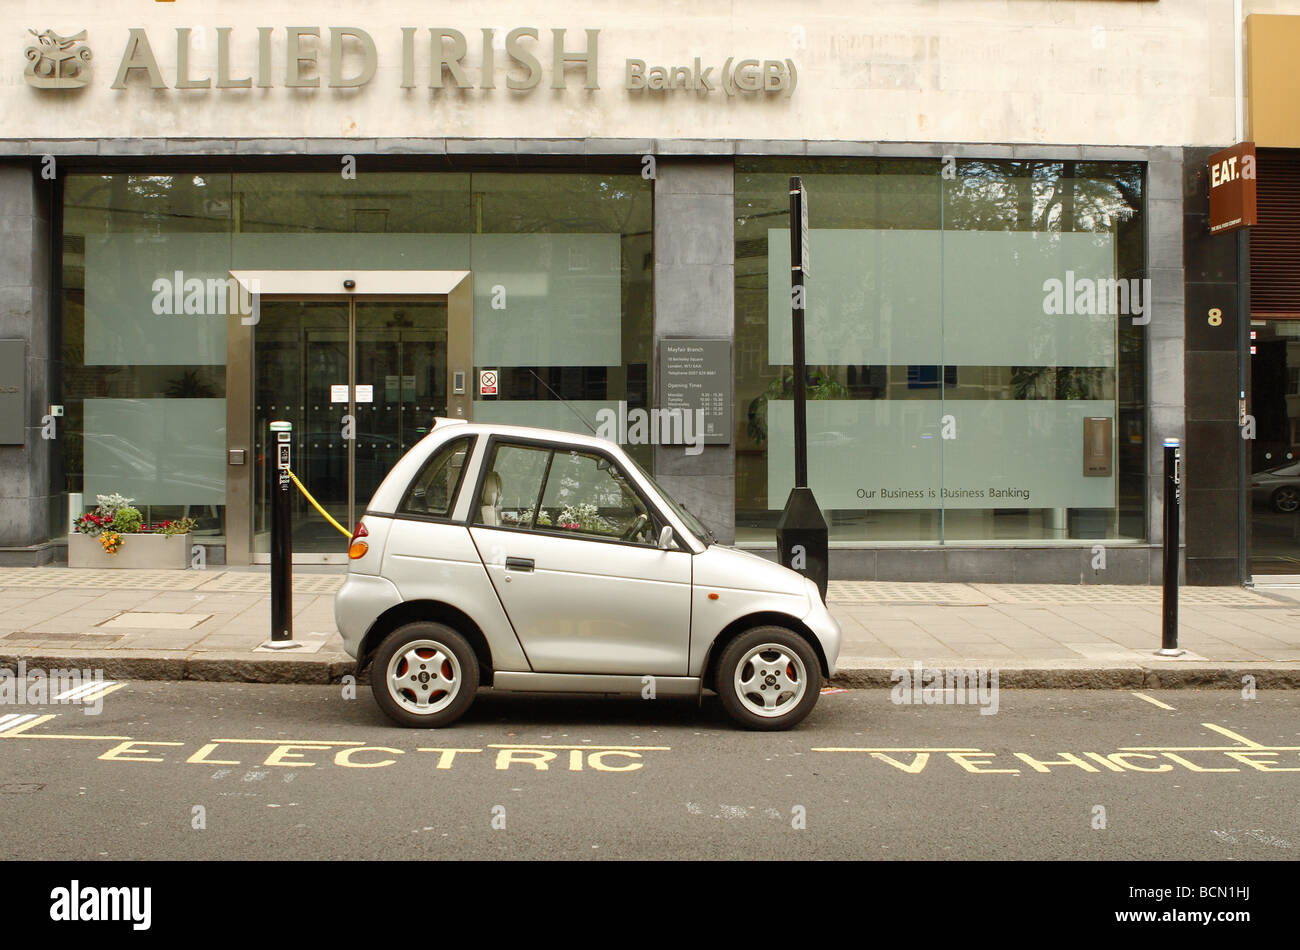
[
  {"left": 473, "top": 443, "right": 550, "bottom": 529},
  {"left": 537, "top": 449, "right": 654, "bottom": 544},
  {"left": 59, "top": 167, "right": 655, "bottom": 545},
  {"left": 735, "top": 157, "right": 1147, "bottom": 544},
  {"left": 399, "top": 436, "right": 472, "bottom": 518}
]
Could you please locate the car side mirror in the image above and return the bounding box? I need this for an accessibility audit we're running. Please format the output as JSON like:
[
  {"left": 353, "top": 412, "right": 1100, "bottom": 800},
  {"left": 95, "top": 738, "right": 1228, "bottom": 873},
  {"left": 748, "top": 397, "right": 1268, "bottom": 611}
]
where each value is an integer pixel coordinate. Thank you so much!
[{"left": 657, "top": 525, "right": 675, "bottom": 550}]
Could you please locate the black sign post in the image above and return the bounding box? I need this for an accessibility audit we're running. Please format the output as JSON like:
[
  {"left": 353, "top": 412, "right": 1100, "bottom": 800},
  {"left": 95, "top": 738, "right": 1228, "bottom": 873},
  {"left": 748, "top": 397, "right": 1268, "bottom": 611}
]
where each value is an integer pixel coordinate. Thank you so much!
[
  {"left": 776, "top": 177, "right": 829, "bottom": 600},
  {"left": 1157, "top": 438, "right": 1183, "bottom": 656},
  {"left": 265, "top": 420, "right": 301, "bottom": 650}
]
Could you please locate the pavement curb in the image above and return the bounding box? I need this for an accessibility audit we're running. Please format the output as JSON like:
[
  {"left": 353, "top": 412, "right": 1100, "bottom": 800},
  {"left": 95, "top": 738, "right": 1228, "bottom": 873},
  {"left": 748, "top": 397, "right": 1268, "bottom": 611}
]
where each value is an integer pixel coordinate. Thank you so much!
[
  {"left": 828, "top": 666, "right": 1300, "bottom": 689},
  {"left": 1, "top": 651, "right": 356, "bottom": 685},
  {"left": 3, "top": 651, "right": 1299, "bottom": 689}
]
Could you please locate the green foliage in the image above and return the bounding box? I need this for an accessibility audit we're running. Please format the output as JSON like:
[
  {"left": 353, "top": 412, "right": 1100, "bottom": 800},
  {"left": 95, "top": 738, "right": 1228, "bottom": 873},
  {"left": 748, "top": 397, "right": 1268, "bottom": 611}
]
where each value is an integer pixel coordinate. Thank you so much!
[
  {"left": 158, "top": 518, "right": 197, "bottom": 536},
  {"left": 746, "top": 369, "right": 850, "bottom": 444},
  {"left": 111, "top": 506, "right": 143, "bottom": 534}
]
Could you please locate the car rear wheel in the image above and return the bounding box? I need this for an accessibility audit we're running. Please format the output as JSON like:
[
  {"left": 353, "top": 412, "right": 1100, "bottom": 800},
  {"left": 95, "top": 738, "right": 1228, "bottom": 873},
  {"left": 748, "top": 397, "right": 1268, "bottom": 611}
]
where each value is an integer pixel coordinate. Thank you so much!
[
  {"left": 370, "top": 622, "right": 479, "bottom": 728},
  {"left": 716, "top": 626, "right": 821, "bottom": 731},
  {"left": 1271, "top": 486, "right": 1300, "bottom": 514}
]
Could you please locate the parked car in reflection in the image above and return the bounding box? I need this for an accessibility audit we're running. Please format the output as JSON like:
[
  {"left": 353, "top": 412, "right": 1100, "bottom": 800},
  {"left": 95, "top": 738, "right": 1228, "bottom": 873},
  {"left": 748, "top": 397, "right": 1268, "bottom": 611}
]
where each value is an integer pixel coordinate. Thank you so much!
[{"left": 1251, "top": 461, "right": 1300, "bottom": 513}]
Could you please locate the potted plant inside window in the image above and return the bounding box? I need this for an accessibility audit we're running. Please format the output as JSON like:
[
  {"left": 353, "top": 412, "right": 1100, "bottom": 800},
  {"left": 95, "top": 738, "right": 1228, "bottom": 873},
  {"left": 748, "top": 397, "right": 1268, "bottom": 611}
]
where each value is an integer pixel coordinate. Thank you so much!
[{"left": 68, "top": 494, "right": 195, "bottom": 569}]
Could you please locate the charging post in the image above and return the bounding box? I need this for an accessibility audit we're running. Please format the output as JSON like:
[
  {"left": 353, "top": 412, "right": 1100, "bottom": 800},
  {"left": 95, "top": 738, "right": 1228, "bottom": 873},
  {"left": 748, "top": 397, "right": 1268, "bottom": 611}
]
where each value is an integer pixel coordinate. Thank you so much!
[{"left": 263, "top": 420, "right": 301, "bottom": 650}]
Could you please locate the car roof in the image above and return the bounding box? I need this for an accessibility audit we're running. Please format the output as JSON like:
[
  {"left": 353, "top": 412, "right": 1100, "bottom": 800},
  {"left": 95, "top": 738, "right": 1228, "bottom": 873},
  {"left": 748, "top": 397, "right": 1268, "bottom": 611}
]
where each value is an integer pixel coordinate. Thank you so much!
[{"left": 427, "top": 418, "right": 620, "bottom": 453}]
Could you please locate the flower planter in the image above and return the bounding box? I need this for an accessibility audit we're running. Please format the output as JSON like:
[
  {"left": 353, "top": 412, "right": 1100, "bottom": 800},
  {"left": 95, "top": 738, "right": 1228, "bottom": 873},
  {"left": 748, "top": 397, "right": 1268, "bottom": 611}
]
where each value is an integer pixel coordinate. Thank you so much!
[{"left": 68, "top": 532, "right": 192, "bottom": 570}]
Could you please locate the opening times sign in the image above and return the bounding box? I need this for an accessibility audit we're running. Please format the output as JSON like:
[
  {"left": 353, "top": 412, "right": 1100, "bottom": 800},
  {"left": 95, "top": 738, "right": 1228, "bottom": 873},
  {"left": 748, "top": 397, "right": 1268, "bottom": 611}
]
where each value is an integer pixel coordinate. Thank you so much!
[{"left": 658, "top": 339, "right": 731, "bottom": 445}]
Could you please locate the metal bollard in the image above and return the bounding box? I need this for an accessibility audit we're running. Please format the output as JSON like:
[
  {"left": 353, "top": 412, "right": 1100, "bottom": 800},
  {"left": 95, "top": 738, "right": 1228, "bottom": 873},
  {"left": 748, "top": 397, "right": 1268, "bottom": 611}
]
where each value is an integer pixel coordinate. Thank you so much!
[{"left": 1157, "top": 438, "right": 1184, "bottom": 657}]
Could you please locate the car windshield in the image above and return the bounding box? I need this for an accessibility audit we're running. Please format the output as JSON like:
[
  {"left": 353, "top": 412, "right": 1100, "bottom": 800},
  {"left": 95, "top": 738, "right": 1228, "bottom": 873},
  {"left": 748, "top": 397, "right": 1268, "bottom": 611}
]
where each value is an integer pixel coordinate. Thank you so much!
[{"left": 624, "top": 455, "right": 715, "bottom": 545}]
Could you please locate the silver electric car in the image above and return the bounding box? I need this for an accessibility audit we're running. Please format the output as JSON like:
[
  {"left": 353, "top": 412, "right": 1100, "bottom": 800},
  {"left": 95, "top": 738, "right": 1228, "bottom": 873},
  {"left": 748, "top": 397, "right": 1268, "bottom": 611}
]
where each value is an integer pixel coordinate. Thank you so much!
[{"left": 335, "top": 419, "right": 841, "bottom": 730}]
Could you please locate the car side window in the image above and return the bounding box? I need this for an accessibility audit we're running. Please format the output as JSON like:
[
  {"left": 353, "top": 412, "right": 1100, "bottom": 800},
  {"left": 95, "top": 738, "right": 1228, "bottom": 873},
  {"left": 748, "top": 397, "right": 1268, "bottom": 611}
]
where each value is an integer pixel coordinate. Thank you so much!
[
  {"left": 473, "top": 443, "right": 551, "bottom": 528},
  {"left": 537, "top": 449, "right": 655, "bottom": 544},
  {"left": 399, "top": 436, "right": 472, "bottom": 517}
]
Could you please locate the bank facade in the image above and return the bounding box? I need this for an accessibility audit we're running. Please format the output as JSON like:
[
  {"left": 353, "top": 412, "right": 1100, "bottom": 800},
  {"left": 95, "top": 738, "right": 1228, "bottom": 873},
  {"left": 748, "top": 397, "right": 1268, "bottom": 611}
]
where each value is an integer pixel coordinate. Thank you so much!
[{"left": 0, "top": 0, "right": 1294, "bottom": 583}]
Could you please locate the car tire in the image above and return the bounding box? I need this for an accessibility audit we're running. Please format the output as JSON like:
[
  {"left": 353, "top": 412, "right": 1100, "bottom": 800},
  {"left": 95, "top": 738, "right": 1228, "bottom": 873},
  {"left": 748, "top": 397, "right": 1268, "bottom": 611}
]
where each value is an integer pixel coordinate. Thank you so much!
[
  {"left": 716, "top": 626, "right": 822, "bottom": 731},
  {"left": 1271, "top": 486, "right": 1300, "bottom": 514},
  {"left": 369, "top": 622, "right": 479, "bottom": 728}
]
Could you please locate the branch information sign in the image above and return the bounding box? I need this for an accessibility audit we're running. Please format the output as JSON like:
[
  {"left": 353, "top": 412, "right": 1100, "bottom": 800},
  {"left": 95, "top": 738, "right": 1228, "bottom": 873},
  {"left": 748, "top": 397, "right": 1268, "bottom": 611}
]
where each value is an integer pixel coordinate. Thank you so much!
[{"left": 659, "top": 339, "right": 731, "bottom": 445}]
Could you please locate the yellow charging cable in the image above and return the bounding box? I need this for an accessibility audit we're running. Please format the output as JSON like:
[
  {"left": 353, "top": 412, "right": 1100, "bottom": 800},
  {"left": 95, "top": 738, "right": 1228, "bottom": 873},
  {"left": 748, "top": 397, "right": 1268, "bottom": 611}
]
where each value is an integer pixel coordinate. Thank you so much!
[{"left": 284, "top": 468, "right": 353, "bottom": 538}]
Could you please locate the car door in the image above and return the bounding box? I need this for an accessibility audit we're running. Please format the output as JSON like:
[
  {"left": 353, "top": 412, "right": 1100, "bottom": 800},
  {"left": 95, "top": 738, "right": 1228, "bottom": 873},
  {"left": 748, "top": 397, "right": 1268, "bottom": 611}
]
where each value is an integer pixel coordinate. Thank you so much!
[{"left": 467, "top": 439, "right": 692, "bottom": 676}]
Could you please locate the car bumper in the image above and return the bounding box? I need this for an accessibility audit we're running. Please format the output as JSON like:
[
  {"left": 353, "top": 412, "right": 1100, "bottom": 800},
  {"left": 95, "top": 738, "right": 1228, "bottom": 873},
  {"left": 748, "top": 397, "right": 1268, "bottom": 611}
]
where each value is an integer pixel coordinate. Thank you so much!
[
  {"left": 334, "top": 572, "right": 404, "bottom": 659},
  {"left": 801, "top": 579, "right": 842, "bottom": 677}
]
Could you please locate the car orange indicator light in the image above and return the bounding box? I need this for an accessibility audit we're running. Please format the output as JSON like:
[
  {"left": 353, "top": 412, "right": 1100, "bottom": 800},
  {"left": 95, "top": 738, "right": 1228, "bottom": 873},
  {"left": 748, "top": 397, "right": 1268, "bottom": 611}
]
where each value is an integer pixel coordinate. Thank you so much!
[
  {"left": 708, "top": 592, "right": 719, "bottom": 600},
  {"left": 348, "top": 541, "right": 369, "bottom": 559}
]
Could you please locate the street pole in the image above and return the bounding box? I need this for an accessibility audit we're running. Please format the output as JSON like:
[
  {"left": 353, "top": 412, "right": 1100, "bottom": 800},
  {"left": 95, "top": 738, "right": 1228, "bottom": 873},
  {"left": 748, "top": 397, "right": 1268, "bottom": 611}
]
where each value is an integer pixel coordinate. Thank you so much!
[
  {"left": 264, "top": 420, "right": 301, "bottom": 650},
  {"left": 776, "top": 176, "right": 829, "bottom": 600},
  {"left": 1158, "top": 438, "right": 1183, "bottom": 656},
  {"left": 791, "top": 188, "right": 808, "bottom": 489}
]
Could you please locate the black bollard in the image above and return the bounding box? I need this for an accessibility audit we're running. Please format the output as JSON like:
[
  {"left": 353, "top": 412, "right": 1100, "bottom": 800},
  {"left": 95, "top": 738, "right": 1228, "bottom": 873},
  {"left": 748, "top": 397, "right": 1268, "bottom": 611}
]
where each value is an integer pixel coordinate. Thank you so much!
[{"left": 1157, "top": 438, "right": 1183, "bottom": 656}]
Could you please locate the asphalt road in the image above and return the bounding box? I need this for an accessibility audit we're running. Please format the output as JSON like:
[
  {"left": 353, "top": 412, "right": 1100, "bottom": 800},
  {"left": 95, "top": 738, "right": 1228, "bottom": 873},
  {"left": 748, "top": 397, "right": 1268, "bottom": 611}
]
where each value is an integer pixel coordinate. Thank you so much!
[{"left": 1, "top": 682, "right": 1297, "bottom": 861}]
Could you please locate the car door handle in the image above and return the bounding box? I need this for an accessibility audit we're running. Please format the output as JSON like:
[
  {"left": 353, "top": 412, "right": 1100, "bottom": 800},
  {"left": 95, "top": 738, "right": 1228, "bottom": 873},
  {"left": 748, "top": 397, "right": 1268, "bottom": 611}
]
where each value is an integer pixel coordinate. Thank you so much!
[{"left": 504, "top": 557, "right": 534, "bottom": 572}]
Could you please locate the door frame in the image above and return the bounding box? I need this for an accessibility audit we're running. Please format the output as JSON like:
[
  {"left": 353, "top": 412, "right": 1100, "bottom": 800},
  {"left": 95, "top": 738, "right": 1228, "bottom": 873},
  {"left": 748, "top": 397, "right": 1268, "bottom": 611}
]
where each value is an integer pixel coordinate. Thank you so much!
[{"left": 225, "top": 270, "right": 472, "bottom": 566}]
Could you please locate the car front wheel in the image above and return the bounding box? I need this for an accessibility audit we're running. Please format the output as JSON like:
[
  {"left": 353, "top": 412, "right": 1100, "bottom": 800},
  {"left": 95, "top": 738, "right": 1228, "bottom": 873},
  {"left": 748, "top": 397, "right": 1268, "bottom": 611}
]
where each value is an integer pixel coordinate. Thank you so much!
[
  {"left": 370, "top": 622, "right": 479, "bottom": 727},
  {"left": 716, "top": 626, "right": 822, "bottom": 731},
  {"left": 1271, "top": 486, "right": 1300, "bottom": 514}
]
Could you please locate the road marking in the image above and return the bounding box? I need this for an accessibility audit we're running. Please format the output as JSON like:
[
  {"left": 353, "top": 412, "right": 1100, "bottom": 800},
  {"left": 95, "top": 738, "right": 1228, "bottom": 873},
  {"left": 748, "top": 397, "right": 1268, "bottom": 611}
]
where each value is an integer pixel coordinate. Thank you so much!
[
  {"left": 813, "top": 747, "right": 982, "bottom": 753},
  {"left": 210, "top": 738, "right": 366, "bottom": 746},
  {"left": 1119, "top": 723, "right": 1299, "bottom": 752},
  {"left": 74, "top": 683, "right": 125, "bottom": 703},
  {"left": 1131, "top": 691, "right": 1176, "bottom": 711},
  {"left": 816, "top": 725, "right": 1300, "bottom": 775},
  {"left": 0, "top": 712, "right": 134, "bottom": 741},
  {"left": 485, "top": 743, "right": 671, "bottom": 750},
  {"left": 0, "top": 713, "right": 41, "bottom": 734},
  {"left": 53, "top": 680, "right": 119, "bottom": 702},
  {"left": 98, "top": 740, "right": 186, "bottom": 763},
  {"left": 1202, "top": 723, "right": 1268, "bottom": 749}
]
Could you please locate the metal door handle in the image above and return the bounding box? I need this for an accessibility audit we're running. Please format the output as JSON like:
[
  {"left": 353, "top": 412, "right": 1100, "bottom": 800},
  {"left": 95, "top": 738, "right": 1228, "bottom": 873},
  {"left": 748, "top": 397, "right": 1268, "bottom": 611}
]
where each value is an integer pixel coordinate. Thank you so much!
[{"left": 504, "top": 557, "right": 534, "bottom": 572}]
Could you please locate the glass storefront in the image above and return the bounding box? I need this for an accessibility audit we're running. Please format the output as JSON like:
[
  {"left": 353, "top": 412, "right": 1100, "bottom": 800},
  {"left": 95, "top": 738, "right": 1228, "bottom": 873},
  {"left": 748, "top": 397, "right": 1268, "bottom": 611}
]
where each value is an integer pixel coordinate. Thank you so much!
[
  {"left": 734, "top": 158, "right": 1147, "bottom": 544},
  {"left": 59, "top": 168, "right": 653, "bottom": 557},
  {"left": 1249, "top": 320, "right": 1300, "bottom": 573}
]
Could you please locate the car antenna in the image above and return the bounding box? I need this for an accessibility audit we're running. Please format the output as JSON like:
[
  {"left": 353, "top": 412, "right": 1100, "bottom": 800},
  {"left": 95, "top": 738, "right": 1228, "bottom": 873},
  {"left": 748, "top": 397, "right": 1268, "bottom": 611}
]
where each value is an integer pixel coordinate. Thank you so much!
[{"left": 525, "top": 368, "right": 599, "bottom": 436}]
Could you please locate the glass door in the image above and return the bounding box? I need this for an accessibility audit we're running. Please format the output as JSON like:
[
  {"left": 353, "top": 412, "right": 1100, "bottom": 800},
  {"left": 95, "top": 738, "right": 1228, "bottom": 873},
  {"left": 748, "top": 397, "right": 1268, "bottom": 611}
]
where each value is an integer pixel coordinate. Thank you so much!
[
  {"left": 354, "top": 301, "right": 449, "bottom": 511},
  {"left": 1250, "top": 324, "right": 1300, "bottom": 576},
  {"left": 252, "top": 297, "right": 449, "bottom": 560}
]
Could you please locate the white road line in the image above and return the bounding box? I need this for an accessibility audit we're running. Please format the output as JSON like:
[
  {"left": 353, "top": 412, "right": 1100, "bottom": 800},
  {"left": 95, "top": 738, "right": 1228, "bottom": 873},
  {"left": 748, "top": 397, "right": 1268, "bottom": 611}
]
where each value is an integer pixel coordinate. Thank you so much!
[
  {"left": 0, "top": 713, "right": 38, "bottom": 733},
  {"left": 1131, "top": 691, "right": 1176, "bottom": 711},
  {"left": 54, "top": 680, "right": 117, "bottom": 702},
  {"left": 74, "top": 683, "right": 124, "bottom": 703}
]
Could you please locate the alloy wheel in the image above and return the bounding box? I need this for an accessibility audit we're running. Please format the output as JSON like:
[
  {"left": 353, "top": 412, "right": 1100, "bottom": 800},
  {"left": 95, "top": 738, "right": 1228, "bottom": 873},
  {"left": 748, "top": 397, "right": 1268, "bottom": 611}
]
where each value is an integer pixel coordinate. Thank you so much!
[
  {"left": 386, "top": 639, "right": 461, "bottom": 715},
  {"left": 733, "top": 643, "right": 807, "bottom": 718}
]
